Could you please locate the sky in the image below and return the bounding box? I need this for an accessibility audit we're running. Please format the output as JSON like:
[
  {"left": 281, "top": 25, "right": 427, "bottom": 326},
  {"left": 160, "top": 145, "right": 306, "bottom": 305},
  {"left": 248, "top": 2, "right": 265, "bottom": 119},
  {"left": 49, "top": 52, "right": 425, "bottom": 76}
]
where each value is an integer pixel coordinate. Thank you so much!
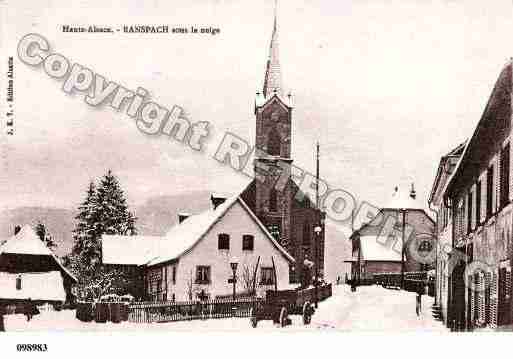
[{"left": 2, "top": 0, "right": 513, "bottom": 213}]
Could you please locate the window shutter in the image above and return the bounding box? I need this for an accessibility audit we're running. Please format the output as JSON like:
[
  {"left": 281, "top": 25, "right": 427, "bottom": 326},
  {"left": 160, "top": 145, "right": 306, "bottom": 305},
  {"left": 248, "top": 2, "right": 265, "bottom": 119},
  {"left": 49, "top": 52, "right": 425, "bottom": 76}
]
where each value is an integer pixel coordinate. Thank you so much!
[
  {"left": 476, "top": 181, "right": 481, "bottom": 226},
  {"left": 487, "top": 165, "right": 494, "bottom": 218},
  {"left": 478, "top": 272, "right": 485, "bottom": 324},
  {"left": 491, "top": 270, "right": 498, "bottom": 329},
  {"left": 495, "top": 158, "right": 500, "bottom": 212},
  {"left": 500, "top": 144, "right": 510, "bottom": 208},
  {"left": 485, "top": 271, "right": 491, "bottom": 325}
]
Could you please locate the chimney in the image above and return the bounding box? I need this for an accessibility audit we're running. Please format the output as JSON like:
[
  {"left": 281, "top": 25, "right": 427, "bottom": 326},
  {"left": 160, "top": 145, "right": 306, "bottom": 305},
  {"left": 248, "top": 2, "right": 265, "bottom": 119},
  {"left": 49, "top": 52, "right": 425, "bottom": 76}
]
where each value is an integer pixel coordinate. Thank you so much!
[
  {"left": 178, "top": 212, "right": 191, "bottom": 224},
  {"left": 14, "top": 225, "right": 21, "bottom": 235},
  {"left": 410, "top": 183, "right": 417, "bottom": 200},
  {"left": 211, "top": 194, "right": 227, "bottom": 210}
]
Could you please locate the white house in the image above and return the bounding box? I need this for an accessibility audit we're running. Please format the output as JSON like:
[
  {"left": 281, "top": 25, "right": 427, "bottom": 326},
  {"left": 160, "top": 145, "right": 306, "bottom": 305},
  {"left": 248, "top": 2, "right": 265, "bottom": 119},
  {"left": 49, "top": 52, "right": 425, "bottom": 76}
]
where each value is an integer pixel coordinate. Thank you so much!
[
  {"left": 102, "top": 193, "right": 295, "bottom": 302},
  {"left": 0, "top": 225, "right": 77, "bottom": 307}
]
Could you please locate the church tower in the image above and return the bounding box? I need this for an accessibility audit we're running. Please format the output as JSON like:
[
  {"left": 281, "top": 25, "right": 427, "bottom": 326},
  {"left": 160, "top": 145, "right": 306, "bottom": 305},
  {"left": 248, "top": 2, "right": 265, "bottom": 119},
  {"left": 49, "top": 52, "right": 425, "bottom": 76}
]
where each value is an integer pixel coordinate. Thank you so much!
[{"left": 253, "top": 1, "right": 294, "bottom": 251}]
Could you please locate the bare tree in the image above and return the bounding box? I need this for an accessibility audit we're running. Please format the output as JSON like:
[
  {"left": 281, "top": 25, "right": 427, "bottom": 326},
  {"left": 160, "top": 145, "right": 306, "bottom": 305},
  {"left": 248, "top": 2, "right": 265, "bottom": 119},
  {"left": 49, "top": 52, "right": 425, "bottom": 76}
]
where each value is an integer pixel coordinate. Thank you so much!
[
  {"left": 241, "top": 257, "right": 260, "bottom": 296},
  {"left": 186, "top": 270, "right": 194, "bottom": 301},
  {"left": 242, "top": 263, "right": 256, "bottom": 295}
]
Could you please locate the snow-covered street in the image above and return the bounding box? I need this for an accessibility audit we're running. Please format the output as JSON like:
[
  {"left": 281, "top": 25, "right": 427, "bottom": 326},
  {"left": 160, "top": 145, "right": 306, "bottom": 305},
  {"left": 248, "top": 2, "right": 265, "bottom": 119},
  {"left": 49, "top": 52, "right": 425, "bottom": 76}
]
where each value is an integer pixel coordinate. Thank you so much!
[{"left": 4, "top": 285, "right": 448, "bottom": 332}]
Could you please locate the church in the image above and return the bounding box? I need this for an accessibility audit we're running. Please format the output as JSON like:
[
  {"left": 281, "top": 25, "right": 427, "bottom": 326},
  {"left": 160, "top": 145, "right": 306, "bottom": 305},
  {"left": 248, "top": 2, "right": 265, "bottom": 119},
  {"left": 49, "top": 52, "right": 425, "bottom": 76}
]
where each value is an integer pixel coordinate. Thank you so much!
[
  {"left": 240, "top": 8, "right": 326, "bottom": 283},
  {"left": 102, "top": 6, "right": 326, "bottom": 300}
]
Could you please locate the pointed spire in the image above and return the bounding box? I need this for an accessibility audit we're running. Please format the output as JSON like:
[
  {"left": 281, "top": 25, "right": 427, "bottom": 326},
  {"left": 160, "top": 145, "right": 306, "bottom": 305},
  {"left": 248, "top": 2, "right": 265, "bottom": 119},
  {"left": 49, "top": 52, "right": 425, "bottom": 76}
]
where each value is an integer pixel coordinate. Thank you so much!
[{"left": 263, "top": 0, "right": 283, "bottom": 98}]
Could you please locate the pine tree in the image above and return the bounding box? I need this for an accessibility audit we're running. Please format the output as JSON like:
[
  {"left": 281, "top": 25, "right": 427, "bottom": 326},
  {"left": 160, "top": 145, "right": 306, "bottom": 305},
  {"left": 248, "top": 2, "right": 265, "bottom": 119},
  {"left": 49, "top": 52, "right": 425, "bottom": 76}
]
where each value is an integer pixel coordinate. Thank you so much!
[
  {"left": 95, "top": 170, "right": 138, "bottom": 236},
  {"left": 71, "top": 181, "right": 100, "bottom": 276},
  {"left": 35, "top": 222, "right": 57, "bottom": 250},
  {"left": 71, "top": 172, "right": 138, "bottom": 300}
]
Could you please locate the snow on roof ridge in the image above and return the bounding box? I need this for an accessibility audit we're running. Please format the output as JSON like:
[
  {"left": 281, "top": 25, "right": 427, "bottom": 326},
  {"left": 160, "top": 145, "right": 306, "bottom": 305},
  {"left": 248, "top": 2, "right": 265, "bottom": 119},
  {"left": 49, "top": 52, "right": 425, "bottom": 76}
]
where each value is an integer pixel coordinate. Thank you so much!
[{"left": 0, "top": 224, "right": 77, "bottom": 282}]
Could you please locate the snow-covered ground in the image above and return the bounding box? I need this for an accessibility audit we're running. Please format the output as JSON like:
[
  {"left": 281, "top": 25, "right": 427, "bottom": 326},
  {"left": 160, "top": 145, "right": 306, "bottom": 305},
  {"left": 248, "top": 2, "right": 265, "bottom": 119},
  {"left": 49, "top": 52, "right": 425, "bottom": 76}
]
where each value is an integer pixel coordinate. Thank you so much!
[{"left": 4, "top": 285, "right": 448, "bottom": 332}]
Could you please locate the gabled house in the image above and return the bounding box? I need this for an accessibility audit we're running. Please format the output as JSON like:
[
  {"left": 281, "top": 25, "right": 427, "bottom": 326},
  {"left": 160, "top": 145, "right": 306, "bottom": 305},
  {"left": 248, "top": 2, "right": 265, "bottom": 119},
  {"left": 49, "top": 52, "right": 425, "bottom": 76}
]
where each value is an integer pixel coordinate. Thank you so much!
[
  {"left": 348, "top": 186, "right": 435, "bottom": 283},
  {"left": 102, "top": 190, "right": 295, "bottom": 301},
  {"left": 0, "top": 225, "right": 77, "bottom": 307}
]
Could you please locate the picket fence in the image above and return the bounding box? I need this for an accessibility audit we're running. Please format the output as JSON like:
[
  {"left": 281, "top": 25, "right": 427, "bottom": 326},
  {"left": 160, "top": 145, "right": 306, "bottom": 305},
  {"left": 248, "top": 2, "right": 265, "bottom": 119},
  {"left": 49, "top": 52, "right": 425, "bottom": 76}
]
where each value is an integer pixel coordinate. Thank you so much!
[
  {"left": 128, "top": 284, "right": 333, "bottom": 323},
  {"left": 128, "top": 297, "right": 259, "bottom": 323}
]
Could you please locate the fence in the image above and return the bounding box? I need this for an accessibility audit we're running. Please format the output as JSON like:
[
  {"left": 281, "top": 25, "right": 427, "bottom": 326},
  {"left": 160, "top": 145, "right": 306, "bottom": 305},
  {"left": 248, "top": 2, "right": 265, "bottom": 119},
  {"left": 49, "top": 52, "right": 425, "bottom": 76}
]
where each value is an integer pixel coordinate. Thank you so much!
[
  {"left": 74, "top": 284, "right": 333, "bottom": 324},
  {"left": 128, "top": 297, "right": 260, "bottom": 323},
  {"left": 367, "top": 272, "right": 435, "bottom": 296},
  {"left": 128, "top": 283, "right": 333, "bottom": 324}
]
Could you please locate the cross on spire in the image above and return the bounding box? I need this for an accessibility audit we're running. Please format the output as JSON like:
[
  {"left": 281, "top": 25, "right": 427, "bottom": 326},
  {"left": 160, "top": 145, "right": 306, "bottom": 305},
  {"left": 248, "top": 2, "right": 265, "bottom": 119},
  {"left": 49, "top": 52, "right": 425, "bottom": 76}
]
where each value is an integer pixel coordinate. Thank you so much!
[{"left": 263, "top": 0, "right": 283, "bottom": 98}]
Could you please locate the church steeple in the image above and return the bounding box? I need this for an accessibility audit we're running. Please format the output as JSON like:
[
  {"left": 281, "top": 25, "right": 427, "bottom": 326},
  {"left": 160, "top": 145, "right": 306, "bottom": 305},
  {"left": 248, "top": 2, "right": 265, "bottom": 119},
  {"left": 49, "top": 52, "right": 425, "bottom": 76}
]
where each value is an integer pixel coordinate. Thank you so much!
[{"left": 263, "top": 0, "right": 282, "bottom": 98}]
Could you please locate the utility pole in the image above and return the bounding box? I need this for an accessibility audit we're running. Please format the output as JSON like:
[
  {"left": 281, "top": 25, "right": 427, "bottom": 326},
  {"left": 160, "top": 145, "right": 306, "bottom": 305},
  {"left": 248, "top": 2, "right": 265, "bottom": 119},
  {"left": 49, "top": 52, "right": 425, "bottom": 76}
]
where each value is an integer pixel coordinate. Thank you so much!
[
  {"left": 401, "top": 209, "right": 406, "bottom": 289},
  {"left": 315, "top": 142, "right": 320, "bottom": 307},
  {"left": 316, "top": 141, "right": 320, "bottom": 209}
]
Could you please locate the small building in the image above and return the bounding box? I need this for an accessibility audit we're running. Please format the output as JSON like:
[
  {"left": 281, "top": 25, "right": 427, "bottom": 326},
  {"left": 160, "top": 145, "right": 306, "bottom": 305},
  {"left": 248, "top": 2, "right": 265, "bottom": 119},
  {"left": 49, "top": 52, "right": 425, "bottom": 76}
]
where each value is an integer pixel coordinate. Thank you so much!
[
  {"left": 0, "top": 225, "right": 77, "bottom": 308},
  {"left": 102, "top": 191, "right": 295, "bottom": 302},
  {"left": 348, "top": 186, "right": 435, "bottom": 283}
]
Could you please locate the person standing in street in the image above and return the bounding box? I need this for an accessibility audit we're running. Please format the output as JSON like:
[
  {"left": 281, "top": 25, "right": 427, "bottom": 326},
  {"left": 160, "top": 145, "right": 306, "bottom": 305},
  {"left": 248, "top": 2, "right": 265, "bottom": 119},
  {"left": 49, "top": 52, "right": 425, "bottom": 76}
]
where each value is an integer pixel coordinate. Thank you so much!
[{"left": 415, "top": 286, "right": 423, "bottom": 316}]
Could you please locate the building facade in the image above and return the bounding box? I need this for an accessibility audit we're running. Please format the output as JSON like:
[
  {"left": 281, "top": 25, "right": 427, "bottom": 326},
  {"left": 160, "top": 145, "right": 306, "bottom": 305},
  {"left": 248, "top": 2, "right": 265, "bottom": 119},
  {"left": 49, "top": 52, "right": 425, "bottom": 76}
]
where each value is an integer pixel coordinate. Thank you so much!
[
  {"left": 443, "top": 61, "right": 513, "bottom": 331},
  {"left": 103, "top": 194, "right": 295, "bottom": 301},
  {"left": 348, "top": 188, "right": 435, "bottom": 282},
  {"left": 428, "top": 142, "right": 465, "bottom": 326}
]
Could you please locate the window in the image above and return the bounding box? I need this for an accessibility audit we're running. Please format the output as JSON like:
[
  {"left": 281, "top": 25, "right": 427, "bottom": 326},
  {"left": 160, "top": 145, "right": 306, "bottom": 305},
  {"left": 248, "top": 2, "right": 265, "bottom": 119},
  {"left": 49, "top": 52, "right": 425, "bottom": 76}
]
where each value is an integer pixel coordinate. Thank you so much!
[
  {"left": 148, "top": 268, "right": 162, "bottom": 296},
  {"left": 260, "top": 267, "right": 275, "bottom": 285},
  {"left": 242, "top": 235, "right": 254, "bottom": 251},
  {"left": 172, "top": 266, "right": 176, "bottom": 284},
  {"left": 467, "top": 191, "right": 473, "bottom": 234},
  {"left": 501, "top": 144, "right": 510, "bottom": 209},
  {"left": 269, "top": 188, "right": 277, "bottom": 212},
  {"left": 195, "top": 266, "right": 211, "bottom": 284},
  {"left": 267, "top": 128, "right": 281, "bottom": 156},
  {"left": 16, "top": 275, "right": 21, "bottom": 290},
  {"left": 476, "top": 181, "right": 481, "bottom": 226},
  {"left": 302, "top": 222, "right": 310, "bottom": 245},
  {"left": 268, "top": 223, "right": 281, "bottom": 242},
  {"left": 487, "top": 165, "right": 494, "bottom": 218},
  {"left": 218, "top": 233, "right": 230, "bottom": 250}
]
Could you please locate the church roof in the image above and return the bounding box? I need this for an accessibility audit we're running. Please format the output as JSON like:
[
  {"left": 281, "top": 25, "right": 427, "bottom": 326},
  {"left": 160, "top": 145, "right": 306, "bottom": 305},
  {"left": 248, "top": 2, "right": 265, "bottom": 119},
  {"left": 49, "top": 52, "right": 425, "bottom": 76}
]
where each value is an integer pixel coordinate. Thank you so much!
[{"left": 263, "top": 1, "right": 283, "bottom": 98}]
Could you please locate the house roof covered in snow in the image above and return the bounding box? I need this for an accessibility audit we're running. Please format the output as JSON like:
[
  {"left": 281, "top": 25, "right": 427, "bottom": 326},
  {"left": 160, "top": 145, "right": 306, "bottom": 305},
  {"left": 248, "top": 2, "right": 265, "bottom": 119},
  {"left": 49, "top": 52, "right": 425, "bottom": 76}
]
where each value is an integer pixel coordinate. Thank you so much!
[
  {"left": 0, "top": 271, "right": 66, "bottom": 302},
  {"left": 0, "top": 225, "right": 55, "bottom": 256},
  {"left": 102, "top": 188, "right": 295, "bottom": 267},
  {"left": 383, "top": 187, "right": 423, "bottom": 211},
  {"left": 358, "top": 235, "right": 402, "bottom": 262},
  {"left": 0, "top": 225, "right": 77, "bottom": 282},
  {"left": 101, "top": 235, "right": 167, "bottom": 266}
]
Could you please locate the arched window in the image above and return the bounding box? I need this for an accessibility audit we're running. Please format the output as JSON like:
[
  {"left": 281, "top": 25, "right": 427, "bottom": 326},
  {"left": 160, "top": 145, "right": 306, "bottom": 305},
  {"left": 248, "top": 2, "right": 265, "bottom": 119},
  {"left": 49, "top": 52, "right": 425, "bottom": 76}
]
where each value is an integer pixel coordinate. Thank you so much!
[
  {"left": 267, "top": 128, "right": 281, "bottom": 156},
  {"left": 218, "top": 233, "right": 230, "bottom": 250},
  {"left": 269, "top": 188, "right": 278, "bottom": 212},
  {"left": 303, "top": 223, "right": 310, "bottom": 245}
]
